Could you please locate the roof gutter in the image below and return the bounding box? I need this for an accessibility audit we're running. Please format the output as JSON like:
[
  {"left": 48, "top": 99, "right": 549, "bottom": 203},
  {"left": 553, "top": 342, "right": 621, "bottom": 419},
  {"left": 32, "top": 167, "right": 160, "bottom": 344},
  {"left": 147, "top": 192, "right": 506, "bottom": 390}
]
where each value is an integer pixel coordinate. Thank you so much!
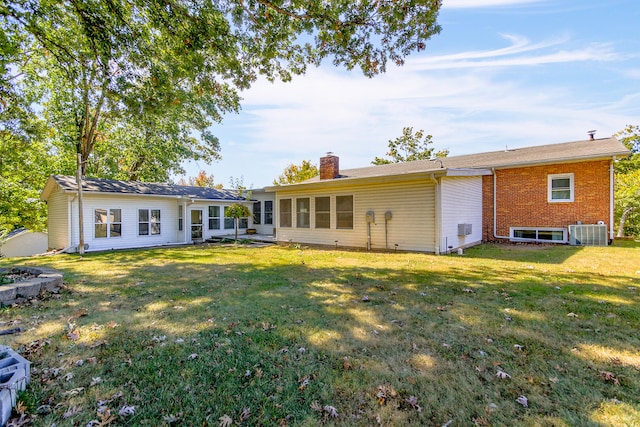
[{"left": 492, "top": 168, "right": 510, "bottom": 240}]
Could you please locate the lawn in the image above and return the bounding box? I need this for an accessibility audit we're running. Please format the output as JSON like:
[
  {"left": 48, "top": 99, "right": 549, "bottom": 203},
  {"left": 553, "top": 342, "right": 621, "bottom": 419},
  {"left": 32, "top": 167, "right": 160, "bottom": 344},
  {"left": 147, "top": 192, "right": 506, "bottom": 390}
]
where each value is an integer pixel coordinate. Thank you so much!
[{"left": 0, "top": 242, "right": 639, "bottom": 426}]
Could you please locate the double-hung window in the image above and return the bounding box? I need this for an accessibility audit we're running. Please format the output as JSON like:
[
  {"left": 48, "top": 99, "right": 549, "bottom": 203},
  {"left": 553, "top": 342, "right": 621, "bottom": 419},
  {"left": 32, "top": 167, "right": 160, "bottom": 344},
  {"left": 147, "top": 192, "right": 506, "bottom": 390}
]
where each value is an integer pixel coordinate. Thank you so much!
[
  {"left": 315, "top": 197, "right": 330, "bottom": 229},
  {"left": 548, "top": 173, "right": 574, "bottom": 202},
  {"left": 279, "top": 199, "right": 292, "bottom": 228},
  {"left": 336, "top": 195, "right": 354, "bottom": 229},
  {"left": 95, "top": 208, "right": 122, "bottom": 238},
  {"left": 264, "top": 201, "right": 273, "bottom": 225},
  {"left": 224, "top": 206, "right": 235, "bottom": 229},
  {"left": 139, "top": 209, "right": 161, "bottom": 235},
  {"left": 253, "top": 202, "right": 261, "bottom": 225},
  {"left": 296, "top": 198, "right": 310, "bottom": 228},
  {"left": 209, "top": 206, "right": 221, "bottom": 230}
]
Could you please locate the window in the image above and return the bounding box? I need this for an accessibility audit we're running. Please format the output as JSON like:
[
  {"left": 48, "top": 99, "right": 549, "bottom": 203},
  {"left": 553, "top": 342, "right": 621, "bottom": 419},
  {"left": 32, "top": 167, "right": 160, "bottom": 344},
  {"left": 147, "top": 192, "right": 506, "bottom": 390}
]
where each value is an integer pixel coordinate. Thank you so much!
[
  {"left": 208, "top": 206, "right": 221, "bottom": 230},
  {"left": 336, "top": 195, "right": 353, "bottom": 229},
  {"left": 139, "top": 209, "right": 161, "bottom": 235},
  {"left": 548, "top": 173, "right": 574, "bottom": 202},
  {"left": 178, "top": 205, "right": 183, "bottom": 231},
  {"left": 95, "top": 208, "right": 122, "bottom": 238},
  {"left": 280, "top": 199, "right": 292, "bottom": 227},
  {"left": 510, "top": 227, "right": 567, "bottom": 243},
  {"left": 253, "top": 202, "right": 261, "bottom": 225},
  {"left": 264, "top": 201, "right": 273, "bottom": 225},
  {"left": 224, "top": 207, "right": 235, "bottom": 229},
  {"left": 315, "top": 197, "right": 330, "bottom": 229},
  {"left": 296, "top": 198, "right": 310, "bottom": 228},
  {"left": 223, "top": 206, "right": 248, "bottom": 229}
]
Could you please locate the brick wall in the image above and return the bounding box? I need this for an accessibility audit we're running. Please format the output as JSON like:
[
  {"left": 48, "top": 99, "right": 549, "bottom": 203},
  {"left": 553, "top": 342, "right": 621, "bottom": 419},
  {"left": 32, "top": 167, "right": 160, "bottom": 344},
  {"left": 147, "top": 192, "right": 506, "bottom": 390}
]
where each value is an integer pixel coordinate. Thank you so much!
[{"left": 482, "top": 160, "right": 611, "bottom": 241}]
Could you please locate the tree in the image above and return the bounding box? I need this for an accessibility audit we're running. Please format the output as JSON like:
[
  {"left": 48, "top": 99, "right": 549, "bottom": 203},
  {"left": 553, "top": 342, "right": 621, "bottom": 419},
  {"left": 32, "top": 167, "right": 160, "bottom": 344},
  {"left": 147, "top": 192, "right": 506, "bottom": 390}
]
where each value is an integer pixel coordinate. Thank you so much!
[
  {"left": 225, "top": 203, "right": 251, "bottom": 242},
  {"left": 177, "top": 171, "right": 223, "bottom": 189},
  {"left": 2, "top": 1, "right": 442, "bottom": 242},
  {"left": 614, "top": 125, "right": 640, "bottom": 237},
  {"left": 273, "top": 160, "right": 319, "bottom": 185},
  {"left": 372, "top": 127, "right": 448, "bottom": 165},
  {"left": 223, "top": 176, "right": 253, "bottom": 242}
]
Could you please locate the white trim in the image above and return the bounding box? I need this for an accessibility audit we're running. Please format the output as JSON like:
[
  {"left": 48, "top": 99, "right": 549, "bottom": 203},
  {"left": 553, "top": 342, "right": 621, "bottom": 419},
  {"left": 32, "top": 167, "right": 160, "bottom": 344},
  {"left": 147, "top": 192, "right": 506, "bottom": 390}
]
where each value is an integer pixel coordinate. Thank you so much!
[
  {"left": 510, "top": 227, "right": 568, "bottom": 243},
  {"left": 548, "top": 173, "right": 574, "bottom": 203},
  {"left": 610, "top": 159, "right": 615, "bottom": 240}
]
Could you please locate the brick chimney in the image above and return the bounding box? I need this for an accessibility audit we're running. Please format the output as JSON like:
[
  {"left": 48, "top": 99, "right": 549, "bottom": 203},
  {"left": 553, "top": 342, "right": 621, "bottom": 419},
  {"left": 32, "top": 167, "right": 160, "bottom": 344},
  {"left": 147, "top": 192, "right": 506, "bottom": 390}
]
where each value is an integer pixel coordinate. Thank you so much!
[{"left": 320, "top": 153, "right": 339, "bottom": 180}]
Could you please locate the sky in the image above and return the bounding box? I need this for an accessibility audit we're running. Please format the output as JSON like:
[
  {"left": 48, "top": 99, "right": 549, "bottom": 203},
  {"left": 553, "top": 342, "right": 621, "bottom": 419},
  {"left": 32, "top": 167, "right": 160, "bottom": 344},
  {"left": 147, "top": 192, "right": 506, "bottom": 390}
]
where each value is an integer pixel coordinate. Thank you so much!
[{"left": 179, "top": 0, "right": 640, "bottom": 188}]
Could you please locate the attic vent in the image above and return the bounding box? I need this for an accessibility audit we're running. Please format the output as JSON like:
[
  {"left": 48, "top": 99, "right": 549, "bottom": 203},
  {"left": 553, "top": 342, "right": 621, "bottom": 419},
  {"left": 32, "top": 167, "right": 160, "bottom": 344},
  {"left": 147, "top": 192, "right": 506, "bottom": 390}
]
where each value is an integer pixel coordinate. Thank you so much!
[{"left": 568, "top": 224, "right": 608, "bottom": 246}]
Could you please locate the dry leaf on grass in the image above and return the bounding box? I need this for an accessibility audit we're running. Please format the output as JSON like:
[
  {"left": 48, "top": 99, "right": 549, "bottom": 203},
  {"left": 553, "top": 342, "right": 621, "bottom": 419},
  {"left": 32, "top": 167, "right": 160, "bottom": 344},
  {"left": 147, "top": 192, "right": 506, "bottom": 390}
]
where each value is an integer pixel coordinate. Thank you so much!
[
  {"left": 600, "top": 371, "right": 620, "bottom": 385},
  {"left": 404, "top": 396, "right": 422, "bottom": 412},
  {"left": 516, "top": 395, "right": 528, "bottom": 408},
  {"left": 63, "top": 405, "right": 82, "bottom": 419},
  {"left": 323, "top": 405, "right": 338, "bottom": 418},
  {"left": 240, "top": 407, "right": 251, "bottom": 421},
  {"left": 118, "top": 405, "right": 135, "bottom": 416},
  {"left": 218, "top": 414, "right": 233, "bottom": 427},
  {"left": 495, "top": 370, "right": 511, "bottom": 379}
]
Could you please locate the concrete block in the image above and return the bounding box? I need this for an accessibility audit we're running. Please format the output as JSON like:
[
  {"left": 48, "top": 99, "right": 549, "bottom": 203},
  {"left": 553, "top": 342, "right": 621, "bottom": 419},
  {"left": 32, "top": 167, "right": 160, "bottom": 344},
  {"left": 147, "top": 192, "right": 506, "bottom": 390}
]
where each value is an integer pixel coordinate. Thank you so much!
[
  {"left": 0, "top": 286, "right": 17, "bottom": 302},
  {"left": 13, "top": 280, "right": 41, "bottom": 298}
]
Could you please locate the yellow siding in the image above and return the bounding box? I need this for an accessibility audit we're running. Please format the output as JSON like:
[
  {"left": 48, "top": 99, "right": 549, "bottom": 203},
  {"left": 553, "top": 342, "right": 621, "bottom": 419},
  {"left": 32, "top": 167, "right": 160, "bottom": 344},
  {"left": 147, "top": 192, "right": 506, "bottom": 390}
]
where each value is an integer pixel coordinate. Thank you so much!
[
  {"left": 46, "top": 186, "right": 70, "bottom": 250},
  {"left": 276, "top": 179, "right": 436, "bottom": 252}
]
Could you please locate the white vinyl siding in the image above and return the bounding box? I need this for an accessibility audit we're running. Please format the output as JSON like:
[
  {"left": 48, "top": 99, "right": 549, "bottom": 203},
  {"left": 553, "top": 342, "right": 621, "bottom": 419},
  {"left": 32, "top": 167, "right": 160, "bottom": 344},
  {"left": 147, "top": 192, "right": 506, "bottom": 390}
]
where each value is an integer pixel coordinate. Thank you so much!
[
  {"left": 440, "top": 177, "right": 483, "bottom": 251},
  {"left": 46, "top": 187, "right": 71, "bottom": 250},
  {"left": 275, "top": 180, "right": 436, "bottom": 252}
]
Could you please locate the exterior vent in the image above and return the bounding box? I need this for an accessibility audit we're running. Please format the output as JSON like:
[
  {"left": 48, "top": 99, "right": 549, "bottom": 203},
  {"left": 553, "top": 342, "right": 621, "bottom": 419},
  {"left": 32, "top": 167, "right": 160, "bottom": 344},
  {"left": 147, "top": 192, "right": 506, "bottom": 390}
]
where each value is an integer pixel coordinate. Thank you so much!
[
  {"left": 458, "top": 223, "right": 472, "bottom": 236},
  {"left": 568, "top": 224, "right": 608, "bottom": 246}
]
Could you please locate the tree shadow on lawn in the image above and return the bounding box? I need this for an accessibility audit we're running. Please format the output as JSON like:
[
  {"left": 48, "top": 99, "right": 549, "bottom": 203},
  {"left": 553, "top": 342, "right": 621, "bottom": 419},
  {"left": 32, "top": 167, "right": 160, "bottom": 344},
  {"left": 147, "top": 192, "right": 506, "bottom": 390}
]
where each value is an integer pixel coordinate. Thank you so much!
[{"left": 7, "top": 247, "right": 640, "bottom": 426}]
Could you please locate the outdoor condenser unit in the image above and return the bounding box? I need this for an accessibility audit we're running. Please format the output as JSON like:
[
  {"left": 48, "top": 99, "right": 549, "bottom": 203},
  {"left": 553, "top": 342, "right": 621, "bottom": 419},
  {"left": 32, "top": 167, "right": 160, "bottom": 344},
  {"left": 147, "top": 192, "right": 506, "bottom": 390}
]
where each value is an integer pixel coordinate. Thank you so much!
[{"left": 568, "top": 224, "right": 608, "bottom": 246}]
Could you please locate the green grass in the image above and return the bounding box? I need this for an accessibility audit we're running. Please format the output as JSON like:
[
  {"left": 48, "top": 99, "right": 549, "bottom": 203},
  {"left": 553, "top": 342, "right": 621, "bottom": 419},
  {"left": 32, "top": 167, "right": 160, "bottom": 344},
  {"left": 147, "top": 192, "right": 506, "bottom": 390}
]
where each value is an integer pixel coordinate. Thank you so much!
[{"left": 0, "top": 242, "right": 639, "bottom": 426}]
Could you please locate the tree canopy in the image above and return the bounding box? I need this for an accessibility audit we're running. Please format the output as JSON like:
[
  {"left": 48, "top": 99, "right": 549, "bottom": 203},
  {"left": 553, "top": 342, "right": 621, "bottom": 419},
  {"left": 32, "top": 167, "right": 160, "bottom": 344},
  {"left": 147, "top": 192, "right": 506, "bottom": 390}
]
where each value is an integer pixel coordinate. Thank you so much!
[
  {"left": 177, "top": 171, "right": 223, "bottom": 189},
  {"left": 614, "top": 125, "right": 640, "bottom": 238},
  {"left": 273, "top": 160, "right": 319, "bottom": 185},
  {"left": 372, "top": 127, "right": 448, "bottom": 165},
  {"left": 0, "top": 0, "right": 442, "bottom": 234}
]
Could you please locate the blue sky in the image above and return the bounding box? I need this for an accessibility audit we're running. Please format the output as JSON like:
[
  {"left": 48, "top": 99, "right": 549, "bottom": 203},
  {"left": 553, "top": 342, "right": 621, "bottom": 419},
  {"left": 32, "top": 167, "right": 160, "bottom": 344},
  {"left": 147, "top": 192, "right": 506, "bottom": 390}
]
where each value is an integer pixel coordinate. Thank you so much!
[{"left": 180, "top": 0, "right": 640, "bottom": 188}]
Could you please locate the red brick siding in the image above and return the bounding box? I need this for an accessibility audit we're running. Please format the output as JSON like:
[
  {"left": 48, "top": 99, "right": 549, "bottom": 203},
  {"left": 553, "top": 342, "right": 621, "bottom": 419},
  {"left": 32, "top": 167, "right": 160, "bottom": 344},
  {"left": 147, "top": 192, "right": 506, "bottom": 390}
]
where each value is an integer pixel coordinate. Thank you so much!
[{"left": 482, "top": 160, "right": 611, "bottom": 241}]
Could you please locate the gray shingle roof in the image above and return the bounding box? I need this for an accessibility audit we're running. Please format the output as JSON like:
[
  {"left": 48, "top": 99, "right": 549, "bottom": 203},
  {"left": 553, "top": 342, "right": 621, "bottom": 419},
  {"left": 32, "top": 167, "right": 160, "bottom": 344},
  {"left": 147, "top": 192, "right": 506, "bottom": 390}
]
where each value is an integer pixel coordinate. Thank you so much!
[
  {"left": 49, "top": 175, "right": 242, "bottom": 201},
  {"left": 299, "top": 137, "right": 630, "bottom": 183}
]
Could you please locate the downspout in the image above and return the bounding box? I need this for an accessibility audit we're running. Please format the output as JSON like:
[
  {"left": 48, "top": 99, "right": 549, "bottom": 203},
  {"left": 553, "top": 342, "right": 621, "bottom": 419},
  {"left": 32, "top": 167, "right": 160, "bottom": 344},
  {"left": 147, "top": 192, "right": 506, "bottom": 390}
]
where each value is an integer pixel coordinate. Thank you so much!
[
  {"left": 429, "top": 173, "right": 441, "bottom": 254},
  {"left": 610, "top": 158, "right": 615, "bottom": 241},
  {"left": 493, "top": 168, "right": 510, "bottom": 239}
]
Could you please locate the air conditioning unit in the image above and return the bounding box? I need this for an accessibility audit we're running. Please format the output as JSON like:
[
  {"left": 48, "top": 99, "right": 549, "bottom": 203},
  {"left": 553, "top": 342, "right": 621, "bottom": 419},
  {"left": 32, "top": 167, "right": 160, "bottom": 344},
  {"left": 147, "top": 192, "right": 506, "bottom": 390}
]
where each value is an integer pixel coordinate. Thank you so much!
[
  {"left": 458, "top": 223, "right": 472, "bottom": 236},
  {"left": 568, "top": 224, "right": 608, "bottom": 246}
]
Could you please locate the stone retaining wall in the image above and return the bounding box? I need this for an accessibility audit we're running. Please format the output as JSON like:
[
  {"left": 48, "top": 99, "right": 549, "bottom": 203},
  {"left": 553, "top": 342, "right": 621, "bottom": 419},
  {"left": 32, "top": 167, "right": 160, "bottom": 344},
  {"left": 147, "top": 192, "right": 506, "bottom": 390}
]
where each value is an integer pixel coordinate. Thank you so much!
[{"left": 0, "top": 266, "right": 63, "bottom": 305}]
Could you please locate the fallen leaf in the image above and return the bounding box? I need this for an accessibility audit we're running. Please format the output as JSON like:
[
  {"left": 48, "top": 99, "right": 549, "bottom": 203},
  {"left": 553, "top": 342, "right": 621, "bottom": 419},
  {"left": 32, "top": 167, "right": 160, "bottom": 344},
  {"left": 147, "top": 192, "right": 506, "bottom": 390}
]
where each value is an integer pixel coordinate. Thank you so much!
[
  {"left": 90, "top": 377, "right": 102, "bottom": 386},
  {"left": 63, "top": 405, "right": 82, "bottom": 419},
  {"left": 496, "top": 370, "right": 511, "bottom": 379},
  {"left": 567, "top": 312, "right": 578, "bottom": 317},
  {"left": 600, "top": 371, "right": 620, "bottom": 385},
  {"left": 240, "top": 407, "right": 251, "bottom": 421},
  {"left": 404, "top": 396, "right": 422, "bottom": 412},
  {"left": 516, "top": 395, "right": 528, "bottom": 408},
  {"left": 323, "top": 405, "right": 338, "bottom": 418},
  {"left": 218, "top": 414, "right": 233, "bottom": 427},
  {"left": 118, "top": 405, "right": 135, "bottom": 416},
  {"left": 187, "top": 353, "right": 198, "bottom": 360}
]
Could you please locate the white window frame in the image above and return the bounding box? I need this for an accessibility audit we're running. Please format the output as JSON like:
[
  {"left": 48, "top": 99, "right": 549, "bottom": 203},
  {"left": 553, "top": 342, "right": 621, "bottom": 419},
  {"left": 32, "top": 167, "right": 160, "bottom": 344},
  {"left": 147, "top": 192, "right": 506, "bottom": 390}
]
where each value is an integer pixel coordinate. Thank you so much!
[
  {"left": 548, "top": 173, "right": 574, "bottom": 202},
  {"left": 138, "top": 209, "right": 161, "bottom": 236},
  {"left": 208, "top": 206, "right": 221, "bottom": 230},
  {"left": 510, "top": 227, "right": 568, "bottom": 243},
  {"left": 94, "top": 208, "right": 122, "bottom": 239}
]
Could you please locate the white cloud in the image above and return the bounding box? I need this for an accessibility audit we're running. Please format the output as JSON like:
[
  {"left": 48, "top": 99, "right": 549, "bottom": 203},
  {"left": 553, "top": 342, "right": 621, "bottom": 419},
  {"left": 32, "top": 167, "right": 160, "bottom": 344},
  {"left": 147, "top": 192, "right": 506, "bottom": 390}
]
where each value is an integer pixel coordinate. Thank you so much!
[{"left": 443, "top": 0, "right": 547, "bottom": 9}]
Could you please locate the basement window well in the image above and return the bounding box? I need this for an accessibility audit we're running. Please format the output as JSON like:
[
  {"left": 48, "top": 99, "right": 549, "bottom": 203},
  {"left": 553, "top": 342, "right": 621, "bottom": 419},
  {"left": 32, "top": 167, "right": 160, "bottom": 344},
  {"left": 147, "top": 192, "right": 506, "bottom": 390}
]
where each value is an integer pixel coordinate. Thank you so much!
[{"left": 510, "top": 227, "right": 567, "bottom": 243}]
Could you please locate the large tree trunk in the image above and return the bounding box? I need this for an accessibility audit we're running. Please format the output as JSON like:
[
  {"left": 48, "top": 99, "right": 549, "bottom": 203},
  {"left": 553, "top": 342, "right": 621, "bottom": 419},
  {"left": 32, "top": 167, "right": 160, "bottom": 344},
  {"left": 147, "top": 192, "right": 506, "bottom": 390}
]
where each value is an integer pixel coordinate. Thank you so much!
[{"left": 617, "top": 207, "right": 635, "bottom": 238}]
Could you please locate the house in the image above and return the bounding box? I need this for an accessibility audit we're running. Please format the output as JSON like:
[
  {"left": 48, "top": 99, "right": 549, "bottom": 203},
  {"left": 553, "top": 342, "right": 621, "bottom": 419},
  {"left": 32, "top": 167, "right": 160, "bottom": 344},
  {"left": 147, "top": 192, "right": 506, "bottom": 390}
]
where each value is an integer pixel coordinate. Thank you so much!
[
  {"left": 266, "top": 137, "right": 630, "bottom": 253},
  {"left": 40, "top": 175, "right": 274, "bottom": 253},
  {"left": 0, "top": 228, "right": 48, "bottom": 258}
]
